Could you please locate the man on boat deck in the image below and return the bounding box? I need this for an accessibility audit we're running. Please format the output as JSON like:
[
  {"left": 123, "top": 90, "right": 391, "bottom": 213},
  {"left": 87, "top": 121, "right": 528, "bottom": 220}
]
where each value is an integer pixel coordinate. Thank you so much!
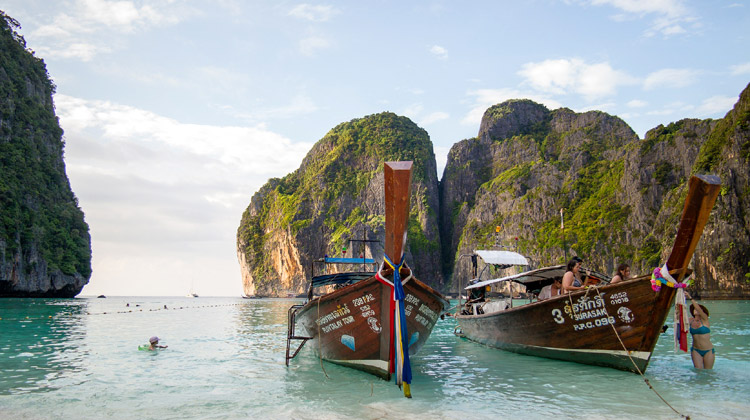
[{"left": 538, "top": 278, "right": 562, "bottom": 300}]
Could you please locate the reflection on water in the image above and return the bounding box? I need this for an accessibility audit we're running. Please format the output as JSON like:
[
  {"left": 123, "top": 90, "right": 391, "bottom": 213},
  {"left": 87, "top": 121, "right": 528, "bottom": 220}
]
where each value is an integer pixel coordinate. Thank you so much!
[{"left": 0, "top": 299, "right": 89, "bottom": 394}]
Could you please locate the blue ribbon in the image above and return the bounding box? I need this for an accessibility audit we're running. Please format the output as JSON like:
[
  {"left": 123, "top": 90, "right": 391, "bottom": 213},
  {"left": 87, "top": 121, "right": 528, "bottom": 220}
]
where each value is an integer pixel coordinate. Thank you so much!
[{"left": 384, "top": 254, "right": 412, "bottom": 387}]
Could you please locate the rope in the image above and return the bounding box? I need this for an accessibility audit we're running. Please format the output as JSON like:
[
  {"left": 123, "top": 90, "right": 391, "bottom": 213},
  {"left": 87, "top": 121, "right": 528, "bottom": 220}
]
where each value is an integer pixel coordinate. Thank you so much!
[
  {"left": 589, "top": 285, "right": 690, "bottom": 420},
  {"left": 316, "top": 296, "right": 330, "bottom": 379},
  {"left": 0, "top": 302, "right": 246, "bottom": 321}
]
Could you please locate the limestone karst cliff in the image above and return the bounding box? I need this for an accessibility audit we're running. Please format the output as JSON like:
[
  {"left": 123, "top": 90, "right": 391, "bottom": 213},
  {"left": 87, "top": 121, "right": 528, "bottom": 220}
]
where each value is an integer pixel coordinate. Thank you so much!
[
  {"left": 236, "top": 112, "right": 443, "bottom": 297},
  {"left": 0, "top": 12, "right": 91, "bottom": 297},
  {"left": 440, "top": 84, "right": 750, "bottom": 298},
  {"left": 238, "top": 84, "right": 750, "bottom": 298}
]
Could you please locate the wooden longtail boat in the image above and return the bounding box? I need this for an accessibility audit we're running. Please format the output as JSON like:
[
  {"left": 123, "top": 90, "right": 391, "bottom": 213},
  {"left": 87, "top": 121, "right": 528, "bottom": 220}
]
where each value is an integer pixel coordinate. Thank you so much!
[
  {"left": 286, "top": 161, "right": 448, "bottom": 396},
  {"left": 455, "top": 174, "right": 721, "bottom": 373}
]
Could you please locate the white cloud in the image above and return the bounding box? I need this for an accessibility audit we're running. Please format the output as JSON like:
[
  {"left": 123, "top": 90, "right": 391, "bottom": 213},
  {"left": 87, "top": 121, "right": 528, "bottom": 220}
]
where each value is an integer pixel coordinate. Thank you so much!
[
  {"left": 299, "top": 36, "right": 332, "bottom": 56},
  {"left": 56, "top": 94, "right": 313, "bottom": 296},
  {"left": 518, "top": 58, "right": 636, "bottom": 100},
  {"left": 429, "top": 45, "right": 448, "bottom": 60},
  {"left": 695, "top": 95, "right": 737, "bottom": 117},
  {"left": 730, "top": 62, "right": 750, "bottom": 75},
  {"left": 37, "top": 42, "right": 110, "bottom": 61},
  {"left": 27, "top": 0, "right": 187, "bottom": 61},
  {"left": 400, "top": 104, "right": 448, "bottom": 127},
  {"left": 462, "top": 88, "right": 562, "bottom": 126},
  {"left": 590, "top": 0, "right": 687, "bottom": 17},
  {"left": 627, "top": 99, "right": 648, "bottom": 107},
  {"left": 588, "top": 0, "right": 696, "bottom": 37},
  {"left": 420, "top": 112, "right": 450, "bottom": 126},
  {"left": 288, "top": 4, "right": 340, "bottom": 22},
  {"left": 643, "top": 68, "right": 699, "bottom": 90},
  {"left": 402, "top": 103, "right": 424, "bottom": 119},
  {"left": 645, "top": 101, "right": 693, "bottom": 116}
]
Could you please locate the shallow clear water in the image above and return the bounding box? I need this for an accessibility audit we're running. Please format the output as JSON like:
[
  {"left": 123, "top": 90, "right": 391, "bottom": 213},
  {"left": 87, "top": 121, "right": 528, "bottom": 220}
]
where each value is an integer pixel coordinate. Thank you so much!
[{"left": 1, "top": 297, "right": 748, "bottom": 419}]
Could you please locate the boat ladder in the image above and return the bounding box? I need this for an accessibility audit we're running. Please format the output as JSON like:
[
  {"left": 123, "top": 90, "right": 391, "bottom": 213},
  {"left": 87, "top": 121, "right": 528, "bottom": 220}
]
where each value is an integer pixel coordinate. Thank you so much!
[{"left": 285, "top": 304, "right": 312, "bottom": 366}]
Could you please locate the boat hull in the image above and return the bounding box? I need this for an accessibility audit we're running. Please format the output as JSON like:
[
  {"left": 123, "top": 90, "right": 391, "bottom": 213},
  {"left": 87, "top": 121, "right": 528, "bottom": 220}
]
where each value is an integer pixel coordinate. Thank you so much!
[
  {"left": 295, "top": 275, "right": 447, "bottom": 379},
  {"left": 457, "top": 277, "right": 675, "bottom": 373}
]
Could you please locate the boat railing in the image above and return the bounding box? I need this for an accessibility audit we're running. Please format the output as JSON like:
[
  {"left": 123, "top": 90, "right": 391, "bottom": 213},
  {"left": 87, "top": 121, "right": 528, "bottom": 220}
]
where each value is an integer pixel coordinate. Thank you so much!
[{"left": 285, "top": 304, "right": 313, "bottom": 366}]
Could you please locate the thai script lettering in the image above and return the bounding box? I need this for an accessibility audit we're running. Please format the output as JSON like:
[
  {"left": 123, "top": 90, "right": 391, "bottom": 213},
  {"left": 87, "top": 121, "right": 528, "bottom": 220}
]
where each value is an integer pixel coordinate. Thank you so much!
[
  {"left": 315, "top": 304, "right": 351, "bottom": 326},
  {"left": 564, "top": 295, "right": 605, "bottom": 316},
  {"left": 405, "top": 294, "right": 420, "bottom": 306}
]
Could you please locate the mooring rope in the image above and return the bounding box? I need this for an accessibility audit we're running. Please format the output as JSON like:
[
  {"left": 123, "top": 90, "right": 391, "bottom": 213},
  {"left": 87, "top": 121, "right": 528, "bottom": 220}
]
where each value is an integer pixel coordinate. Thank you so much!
[
  {"left": 588, "top": 285, "right": 691, "bottom": 420},
  {"left": 316, "top": 296, "right": 330, "bottom": 379},
  {"left": 0, "top": 302, "right": 246, "bottom": 322}
]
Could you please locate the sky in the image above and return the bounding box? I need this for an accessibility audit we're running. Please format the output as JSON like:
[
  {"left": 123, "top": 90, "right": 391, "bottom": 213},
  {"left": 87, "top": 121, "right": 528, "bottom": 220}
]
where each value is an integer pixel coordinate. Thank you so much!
[{"left": 2, "top": 0, "right": 748, "bottom": 296}]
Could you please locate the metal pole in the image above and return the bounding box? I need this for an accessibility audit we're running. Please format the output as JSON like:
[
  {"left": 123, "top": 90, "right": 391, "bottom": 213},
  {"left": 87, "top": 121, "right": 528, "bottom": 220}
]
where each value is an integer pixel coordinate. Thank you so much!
[{"left": 561, "top": 208, "right": 567, "bottom": 261}]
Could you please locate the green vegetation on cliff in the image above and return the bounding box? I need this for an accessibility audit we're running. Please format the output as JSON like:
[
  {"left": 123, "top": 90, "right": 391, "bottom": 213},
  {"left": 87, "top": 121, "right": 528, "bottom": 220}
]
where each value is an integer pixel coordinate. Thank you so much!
[
  {"left": 237, "top": 112, "right": 440, "bottom": 292},
  {"left": 0, "top": 11, "right": 91, "bottom": 278}
]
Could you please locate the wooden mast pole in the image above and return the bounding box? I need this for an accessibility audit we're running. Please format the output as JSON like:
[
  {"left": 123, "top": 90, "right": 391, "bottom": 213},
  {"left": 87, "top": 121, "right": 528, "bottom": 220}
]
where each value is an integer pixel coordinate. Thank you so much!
[{"left": 384, "top": 161, "right": 413, "bottom": 266}]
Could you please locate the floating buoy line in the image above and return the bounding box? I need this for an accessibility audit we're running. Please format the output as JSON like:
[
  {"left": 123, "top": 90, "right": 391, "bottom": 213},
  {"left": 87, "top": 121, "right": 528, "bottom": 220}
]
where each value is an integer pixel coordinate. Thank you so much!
[{"left": 0, "top": 302, "right": 249, "bottom": 322}]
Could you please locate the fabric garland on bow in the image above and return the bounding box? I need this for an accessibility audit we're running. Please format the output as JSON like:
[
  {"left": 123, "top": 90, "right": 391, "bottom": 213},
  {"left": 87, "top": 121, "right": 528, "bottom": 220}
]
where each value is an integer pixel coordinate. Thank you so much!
[
  {"left": 653, "top": 263, "right": 690, "bottom": 352},
  {"left": 381, "top": 254, "right": 412, "bottom": 398}
]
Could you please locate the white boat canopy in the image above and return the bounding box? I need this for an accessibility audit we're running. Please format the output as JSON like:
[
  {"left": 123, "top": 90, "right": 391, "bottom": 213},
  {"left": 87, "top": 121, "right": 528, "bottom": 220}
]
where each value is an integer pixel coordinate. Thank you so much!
[
  {"left": 465, "top": 265, "right": 566, "bottom": 290},
  {"left": 474, "top": 250, "right": 529, "bottom": 266}
]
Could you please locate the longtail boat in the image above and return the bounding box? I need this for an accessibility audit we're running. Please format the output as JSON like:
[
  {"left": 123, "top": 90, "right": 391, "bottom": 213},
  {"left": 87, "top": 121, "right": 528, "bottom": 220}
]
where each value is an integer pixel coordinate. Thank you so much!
[
  {"left": 286, "top": 161, "right": 449, "bottom": 397},
  {"left": 455, "top": 174, "right": 721, "bottom": 373}
]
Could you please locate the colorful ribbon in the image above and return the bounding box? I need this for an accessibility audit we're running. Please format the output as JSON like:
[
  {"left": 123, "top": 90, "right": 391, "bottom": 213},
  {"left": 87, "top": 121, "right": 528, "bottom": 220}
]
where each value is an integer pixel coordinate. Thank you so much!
[
  {"left": 651, "top": 263, "right": 690, "bottom": 352},
  {"left": 650, "top": 263, "right": 691, "bottom": 291},
  {"left": 377, "top": 254, "right": 413, "bottom": 398}
]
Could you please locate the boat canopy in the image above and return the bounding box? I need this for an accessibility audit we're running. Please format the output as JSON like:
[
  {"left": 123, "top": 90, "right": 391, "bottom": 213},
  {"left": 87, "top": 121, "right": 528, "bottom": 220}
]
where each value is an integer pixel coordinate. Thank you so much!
[
  {"left": 466, "top": 265, "right": 566, "bottom": 290},
  {"left": 322, "top": 257, "right": 376, "bottom": 264},
  {"left": 310, "top": 272, "right": 376, "bottom": 288},
  {"left": 474, "top": 250, "right": 528, "bottom": 267}
]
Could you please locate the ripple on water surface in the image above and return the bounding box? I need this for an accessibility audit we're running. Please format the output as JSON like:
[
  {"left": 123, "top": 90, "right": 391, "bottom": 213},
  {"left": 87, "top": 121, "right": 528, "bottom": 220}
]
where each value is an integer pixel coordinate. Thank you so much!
[{"left": 0, "top": 297, "right": 748, "bottom": 420}]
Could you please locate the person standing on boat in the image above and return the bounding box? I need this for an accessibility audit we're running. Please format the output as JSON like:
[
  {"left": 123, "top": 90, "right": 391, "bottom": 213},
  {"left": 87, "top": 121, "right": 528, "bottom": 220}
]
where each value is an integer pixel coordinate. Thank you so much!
[
  {"left": 562, "top": 257, "right": 586, "bottom": 293},
  {"left": 610, "top": 264, "right": 630, "bottom": 284},
  {"left": 685, "top": 292, "right": 715, "bottom": 369}
]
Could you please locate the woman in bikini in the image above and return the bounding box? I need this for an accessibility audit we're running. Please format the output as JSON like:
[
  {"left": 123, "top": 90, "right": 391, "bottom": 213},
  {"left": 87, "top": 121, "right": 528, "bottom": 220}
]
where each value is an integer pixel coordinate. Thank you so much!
[
  {"left": 686, "top": 292, "right": 714, "bottom": 369},
  {"left": 562, "top": 257, "right": 586, "bottom": 294}
]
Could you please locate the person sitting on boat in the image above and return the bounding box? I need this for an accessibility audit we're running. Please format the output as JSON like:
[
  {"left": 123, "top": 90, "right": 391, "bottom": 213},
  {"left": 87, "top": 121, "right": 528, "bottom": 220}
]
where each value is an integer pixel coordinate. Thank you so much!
[
  {"left": 463, "top": 280, "right": 486, "bottom": 315},
  {"left": 538, "top": 278, "right": 562, "bottom": 300},
  {"left": 562, "top": 258, "right": 586, "bottom": 293},
  {"left": 686, "top": 292, "right": 714, "bottom": 369},
  {"left": 610, "top": 264, "right": 630, "bottom": 284}
]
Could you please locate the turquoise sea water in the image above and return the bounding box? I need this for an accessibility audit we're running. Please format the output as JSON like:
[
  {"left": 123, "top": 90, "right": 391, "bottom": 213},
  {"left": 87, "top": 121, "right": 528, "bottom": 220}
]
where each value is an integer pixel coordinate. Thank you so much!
[{"left": 1, "top": 297, "right": 749, "bottom": 420}]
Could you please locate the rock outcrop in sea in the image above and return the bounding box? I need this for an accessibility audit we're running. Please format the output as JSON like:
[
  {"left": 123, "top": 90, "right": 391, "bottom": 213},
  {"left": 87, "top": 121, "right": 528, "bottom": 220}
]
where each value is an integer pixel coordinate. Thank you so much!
[
  {"left": 0, "top": 12, "right": 92, "bottom": 297},
  {"left": 236, "top": 112, "right": 444, "bottom": 297}
]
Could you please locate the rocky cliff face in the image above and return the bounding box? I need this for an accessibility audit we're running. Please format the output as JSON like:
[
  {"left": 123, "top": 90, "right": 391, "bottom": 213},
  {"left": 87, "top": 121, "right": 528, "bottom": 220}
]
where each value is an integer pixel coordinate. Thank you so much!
[
  {"left": 0, "top": 12, "right": 91, "bottom": 297},
  {"left": 440, "top": 84, "right": 750, "bottom": 298},
  {"left": 236, "top": 112, "right": 443, "bottom": 296}
]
